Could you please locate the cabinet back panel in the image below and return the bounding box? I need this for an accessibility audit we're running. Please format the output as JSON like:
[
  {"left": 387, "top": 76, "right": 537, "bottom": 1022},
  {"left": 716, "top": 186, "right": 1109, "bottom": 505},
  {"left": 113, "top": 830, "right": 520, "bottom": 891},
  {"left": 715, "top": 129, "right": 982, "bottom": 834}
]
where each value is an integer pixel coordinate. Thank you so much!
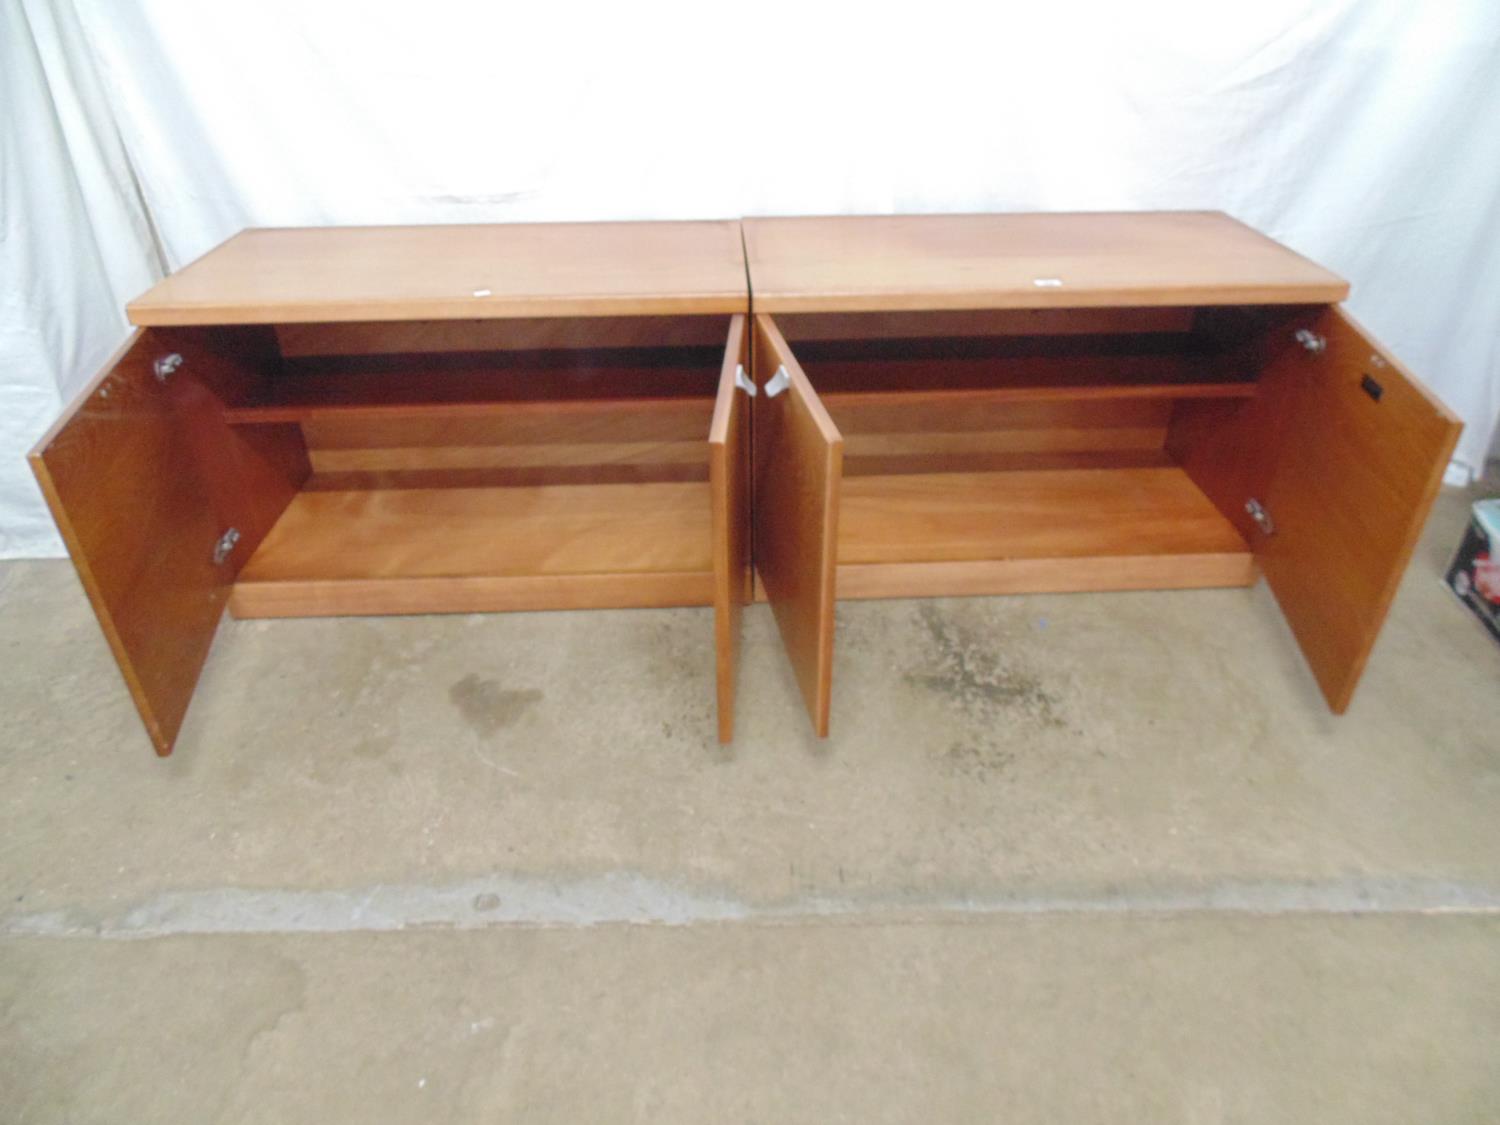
[
  {"left": 300, "top": 396, "right": 716, "bottom": 489},
  {"left": 228, "top": 346, "right": 723, "bottom": 486},
  {"left": 824, "top": 394, "right": 1172, "bottom": 477},
  {"left": 772, "top": 308, "right": 1196, "bottom": 343},
  {"left": 788, "top": 335, "right": 1222, "bottom": 393},
  {"left": 245, "top": 348, "right": 721, "bottom": 411}
]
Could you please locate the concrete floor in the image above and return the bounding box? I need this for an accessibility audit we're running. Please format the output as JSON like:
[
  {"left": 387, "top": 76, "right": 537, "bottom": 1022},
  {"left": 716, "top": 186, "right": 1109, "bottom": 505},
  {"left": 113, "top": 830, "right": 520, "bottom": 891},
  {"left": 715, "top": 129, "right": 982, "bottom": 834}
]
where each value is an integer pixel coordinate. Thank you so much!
[{"left": 2, "top": 488, "right": 1498, "bottom": 1121}]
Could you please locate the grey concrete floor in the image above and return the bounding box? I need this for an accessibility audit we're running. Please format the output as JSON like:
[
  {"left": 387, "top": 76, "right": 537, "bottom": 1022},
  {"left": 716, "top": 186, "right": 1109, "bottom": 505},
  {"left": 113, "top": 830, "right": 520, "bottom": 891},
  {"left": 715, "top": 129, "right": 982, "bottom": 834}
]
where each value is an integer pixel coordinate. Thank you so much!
[{"left": 2, "top": 488, "right": 1498, "bottom": 1121}]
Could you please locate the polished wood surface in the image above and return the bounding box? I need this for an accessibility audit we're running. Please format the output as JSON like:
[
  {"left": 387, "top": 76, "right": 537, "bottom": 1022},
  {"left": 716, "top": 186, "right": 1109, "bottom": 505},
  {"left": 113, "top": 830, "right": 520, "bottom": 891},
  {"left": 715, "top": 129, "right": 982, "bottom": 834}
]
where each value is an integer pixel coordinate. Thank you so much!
[
  {"left": 237, "top": 479, "right": 713, "bottom": 581},
  {"left": 233, "top": 480, "right": 715, "bottom": 617},
  {"left": 296, "top": 397, "right": 715, "bottom": 489},
  {"left": 826, "top": 394, "right": 1174, "bottom": 478},
  {"left": 838, "top": 468, "right": 1249, "bottom": 564},
  {"left": 837, "top": 554, "right": 1256, "bottom": 600},
  {"left": 743, "top": 212, "right": 1349, "bottom": 313},
  {"left": 709, "top": 315, "right": 751, "bottom": 742},
  {"left": 129, "top": 221, "right": 748, "bottom": 325},
  {"left": 752, "top": 315, "right": 844, "bottom": 737},
  {"left": 1244, "top": 308, "right": 1461, "bottom": 712},
  {"left": 231, "top": 571, "right": 715, "bottom": 618},
  {"left": 29, "top": 328, "right": 307, "bottom": 755}
]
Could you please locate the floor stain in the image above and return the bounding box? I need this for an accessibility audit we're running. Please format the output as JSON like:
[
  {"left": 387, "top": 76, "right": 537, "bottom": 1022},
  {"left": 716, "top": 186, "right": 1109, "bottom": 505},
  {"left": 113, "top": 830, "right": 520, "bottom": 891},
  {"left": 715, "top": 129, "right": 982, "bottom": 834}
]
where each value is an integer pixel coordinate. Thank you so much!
[
  {"left": 943, "top": 740, "right": 1018, "bottom": 781},
  {"left": 448, "top": 675, "right": 543, "bottom": 737},
  {"left": 908, "top": 604, "right": 1065, "bottom": 727},
  {"left": 350, "top": 734, "right": 396, "bottom": 760},
  {"left": 905, "top": 604, "right": 1067, "bottom": 779}
]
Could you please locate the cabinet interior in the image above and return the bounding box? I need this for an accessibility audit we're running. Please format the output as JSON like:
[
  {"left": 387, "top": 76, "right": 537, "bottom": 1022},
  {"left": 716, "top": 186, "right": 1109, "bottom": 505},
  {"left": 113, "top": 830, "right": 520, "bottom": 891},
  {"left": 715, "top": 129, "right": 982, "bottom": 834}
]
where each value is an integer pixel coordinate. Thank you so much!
[
  {"left": 769, "top": 305, "right": 1309, "bottom": 597},
  {"left": 217, "top": 316, "right": 737, "bottom": 617},
  {"left": 202, "top": 305, "right": 1312, "bottom": 616}
]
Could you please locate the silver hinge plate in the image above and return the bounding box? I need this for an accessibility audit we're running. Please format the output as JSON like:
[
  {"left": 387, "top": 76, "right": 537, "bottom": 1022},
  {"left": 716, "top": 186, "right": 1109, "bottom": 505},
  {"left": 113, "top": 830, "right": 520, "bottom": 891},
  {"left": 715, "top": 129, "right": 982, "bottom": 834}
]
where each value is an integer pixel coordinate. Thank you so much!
[
  {"left": 1245, "top": 499, "right": 1275, "bottom": 535},
  {"left": 154, "top": 353, "right": 183, "bottom": 381},
  {"left": 763, "top": 365, "right": 791, "bottom": 398},
  {"left": 1293, "top": 329, "right": 1326, "bottom": 354},
  {"left": 734, "top": 364, "right": 757, "bottom": 396},
  {"left": 212, "top": 527, "right": 241, "bottom": 565}
]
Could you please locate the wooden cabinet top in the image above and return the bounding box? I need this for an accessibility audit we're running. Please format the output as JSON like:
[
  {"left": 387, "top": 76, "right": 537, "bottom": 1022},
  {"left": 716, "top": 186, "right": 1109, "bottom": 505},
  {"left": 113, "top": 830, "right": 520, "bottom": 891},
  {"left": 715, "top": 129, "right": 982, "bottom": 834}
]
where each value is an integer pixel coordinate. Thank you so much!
[
  {"left": 742, "top": 211, "right": 1349, "bottom": 313},
  {"left": 127, "top": 220, "right": 749, "bottom": 325}
]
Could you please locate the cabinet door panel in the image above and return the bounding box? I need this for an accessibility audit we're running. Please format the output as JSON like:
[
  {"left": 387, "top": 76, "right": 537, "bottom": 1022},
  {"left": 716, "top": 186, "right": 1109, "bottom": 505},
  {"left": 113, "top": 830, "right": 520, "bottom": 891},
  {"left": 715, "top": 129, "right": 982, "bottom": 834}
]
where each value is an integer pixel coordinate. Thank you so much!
[
  {"left": 29, "top": 327, "right": 307, "bottom": 755},
  {"left": 752, "top": 315, "right": 844, "bottom": 736},
  {"left": 709, "top": 314, "right": 751, "bottom": 742},
  {"left": 1254, "top": 307, "right": 1461, "bottom": 711}
]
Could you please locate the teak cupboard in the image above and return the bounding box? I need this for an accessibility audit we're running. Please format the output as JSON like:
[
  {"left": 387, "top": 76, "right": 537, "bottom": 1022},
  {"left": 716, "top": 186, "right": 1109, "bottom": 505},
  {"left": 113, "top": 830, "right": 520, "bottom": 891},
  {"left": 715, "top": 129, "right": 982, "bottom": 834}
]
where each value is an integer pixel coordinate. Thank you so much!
[{"left": 30, "top": 213, "right": 1462, "bottom": 757}]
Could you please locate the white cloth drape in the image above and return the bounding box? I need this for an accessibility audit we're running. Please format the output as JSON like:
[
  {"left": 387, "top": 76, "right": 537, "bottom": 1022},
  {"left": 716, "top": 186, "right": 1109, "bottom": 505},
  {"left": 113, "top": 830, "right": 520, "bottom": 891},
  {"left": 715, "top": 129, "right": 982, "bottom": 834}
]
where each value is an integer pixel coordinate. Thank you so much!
[{"left": 4, "top": 0, "right": 1498, "bottom": 557}]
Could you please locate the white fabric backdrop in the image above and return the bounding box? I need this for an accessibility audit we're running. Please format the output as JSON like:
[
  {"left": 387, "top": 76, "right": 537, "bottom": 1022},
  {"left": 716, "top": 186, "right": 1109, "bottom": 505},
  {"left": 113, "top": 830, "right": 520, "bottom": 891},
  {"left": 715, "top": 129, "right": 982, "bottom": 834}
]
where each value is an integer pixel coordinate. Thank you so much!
[{"left": 4, "top": 0, "right": 1499, "bottom": 557}]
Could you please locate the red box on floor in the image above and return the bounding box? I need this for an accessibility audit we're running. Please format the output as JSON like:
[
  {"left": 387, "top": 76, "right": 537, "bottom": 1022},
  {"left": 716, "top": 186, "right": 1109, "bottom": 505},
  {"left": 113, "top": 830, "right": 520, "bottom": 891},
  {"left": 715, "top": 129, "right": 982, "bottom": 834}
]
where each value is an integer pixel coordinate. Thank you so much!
[{"left": 1445, "top": 499, "right": 1500, "bottom": 646}]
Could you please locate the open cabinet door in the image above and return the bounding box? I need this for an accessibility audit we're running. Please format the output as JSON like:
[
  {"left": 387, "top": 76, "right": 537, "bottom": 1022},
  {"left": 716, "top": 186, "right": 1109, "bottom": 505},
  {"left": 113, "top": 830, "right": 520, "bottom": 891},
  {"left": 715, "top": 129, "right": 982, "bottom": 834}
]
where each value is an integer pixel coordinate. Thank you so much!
[
  {"left": 29, "top": 327, "right": 308, "bottom": 755},
  {"left": 1249, "top": 307, "right": 1462, "bottom": 712},
  {"left": 752, "top": 315, "right": 844, "bottom": 736},
  {"left": 709, "top": 314, "right": 752, "bottom": 742}
]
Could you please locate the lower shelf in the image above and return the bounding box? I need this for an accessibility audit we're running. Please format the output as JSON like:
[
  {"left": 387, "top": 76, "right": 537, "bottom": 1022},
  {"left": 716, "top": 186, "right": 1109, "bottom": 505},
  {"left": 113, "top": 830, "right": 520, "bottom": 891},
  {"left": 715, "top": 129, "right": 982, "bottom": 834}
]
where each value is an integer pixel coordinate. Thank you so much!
[
  {"left": 230, "top": 481, "right": 716, "bottom": 618},
  {"left": 232, "top": 465, "right": 1255, "bottom": 617},
  {"left": 835, "top": 467, "right": 1256, "bottom": 598}
]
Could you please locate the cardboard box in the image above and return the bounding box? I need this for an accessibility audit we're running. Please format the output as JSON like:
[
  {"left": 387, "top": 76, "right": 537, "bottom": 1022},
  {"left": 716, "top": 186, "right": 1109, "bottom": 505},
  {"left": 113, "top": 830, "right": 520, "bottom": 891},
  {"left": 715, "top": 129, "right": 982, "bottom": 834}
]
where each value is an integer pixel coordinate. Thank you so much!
[{"left": 1445, "top": 498, "right": 1500, "bottom": 646}]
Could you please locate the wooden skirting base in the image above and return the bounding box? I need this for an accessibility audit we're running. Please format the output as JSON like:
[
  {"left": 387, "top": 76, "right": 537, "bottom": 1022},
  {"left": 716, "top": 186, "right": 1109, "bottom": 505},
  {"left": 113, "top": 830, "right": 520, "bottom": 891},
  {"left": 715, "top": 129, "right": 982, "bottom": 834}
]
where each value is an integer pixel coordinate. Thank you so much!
[
  {"left": 229, "top": 572, "right": 716, "bottom": 618},
  {"left": 834, "top": 553, "right": 1258, "bottom": 600}
]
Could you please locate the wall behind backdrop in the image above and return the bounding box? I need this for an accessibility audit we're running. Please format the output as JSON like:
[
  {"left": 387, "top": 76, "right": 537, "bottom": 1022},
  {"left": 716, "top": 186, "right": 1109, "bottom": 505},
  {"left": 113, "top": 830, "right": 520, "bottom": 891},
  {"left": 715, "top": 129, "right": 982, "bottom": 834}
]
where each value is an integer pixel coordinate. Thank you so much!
[{"left": 4, "top": 0, "right": 1499, "bottom": 557}]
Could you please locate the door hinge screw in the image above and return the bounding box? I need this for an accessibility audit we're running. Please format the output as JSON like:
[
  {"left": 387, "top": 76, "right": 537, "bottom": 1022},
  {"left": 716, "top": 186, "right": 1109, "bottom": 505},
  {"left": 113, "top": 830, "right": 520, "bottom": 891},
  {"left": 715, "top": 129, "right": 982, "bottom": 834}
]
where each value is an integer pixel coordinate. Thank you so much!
[
  {"left": 1293, "top": 329, "right": 1325, "bottom": 354},
  {"left": 154, "top": 353, "right": 184, "bottom": 381},
  {"left": 212, "top": 527, "right": 241, "bottom": 565}
]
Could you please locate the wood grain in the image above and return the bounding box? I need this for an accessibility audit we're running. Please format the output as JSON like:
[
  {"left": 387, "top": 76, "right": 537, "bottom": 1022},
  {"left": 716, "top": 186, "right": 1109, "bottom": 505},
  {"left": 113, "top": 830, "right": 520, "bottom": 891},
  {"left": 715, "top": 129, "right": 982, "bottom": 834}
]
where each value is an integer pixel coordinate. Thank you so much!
[
  {"left": 752, "top": 314, "right": 844, "bottom": 737},
  {"left": 1242, "top": 308, "right": 1461, "bottom": 712},
  {"left": 296, "top": 397, "right": 715, "bottom": 488},
  {"left": 838, "top": 468, "right": 1249, "bottom": 566},
  {"left": 826, "top": 394, "right": 1175, "bottom": 477},
  {"left": 232, "top": 481, "right": 716, "bottom": 617},
  {"left": 28, "top": 327, "right": 308, "bottom": 756},
  {"left": 743, "top": 212, "right": 1349, "bottom": 313},
  {"left": 129, "top": 221, "right": 749, "bottom": 325},
  {"left": 838, "top": 554, "right": 1256, "bottom": 600},
  {"left": 709, "top": 315, "right": 751, "bottom": 742},
  {"left": 230, "top": 571, "right": 716, "bottom": 618}
]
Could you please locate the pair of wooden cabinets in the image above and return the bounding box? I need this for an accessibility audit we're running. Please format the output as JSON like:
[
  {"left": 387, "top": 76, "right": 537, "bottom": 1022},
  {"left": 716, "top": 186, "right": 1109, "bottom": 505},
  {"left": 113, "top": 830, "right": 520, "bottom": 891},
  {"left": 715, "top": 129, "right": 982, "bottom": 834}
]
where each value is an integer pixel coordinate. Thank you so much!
[{"left": 30, "top": 213, "right": 1462, "bottom": 757}]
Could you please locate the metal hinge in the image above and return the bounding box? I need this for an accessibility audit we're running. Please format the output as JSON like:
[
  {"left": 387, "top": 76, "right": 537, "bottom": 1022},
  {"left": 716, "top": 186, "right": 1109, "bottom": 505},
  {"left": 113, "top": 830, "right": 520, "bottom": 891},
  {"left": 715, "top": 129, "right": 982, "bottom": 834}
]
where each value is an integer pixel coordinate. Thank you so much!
[
  {"left": 153, "top": 353, "right": 184, "bottom": 381},
  {"left": 733, "top": 364, "right": 757, "bottom": 396},
  {"left": 763, "top": 365, "right": 791, "bottom": 398},
  {"left": 1245, "top": 499, "right": 1275, "bottom": 535},
  {"left": 1293, "top": 329, "right": 1325, "bottom": 354},
  {"left": 212, "top": 527, "right": 241, "bottom": 565}
]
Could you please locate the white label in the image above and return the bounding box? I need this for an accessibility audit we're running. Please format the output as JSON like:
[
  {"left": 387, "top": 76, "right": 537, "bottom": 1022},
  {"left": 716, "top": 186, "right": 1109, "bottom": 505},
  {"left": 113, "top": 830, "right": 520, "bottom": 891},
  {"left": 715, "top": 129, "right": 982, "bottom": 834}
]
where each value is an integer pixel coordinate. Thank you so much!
[{"left": 1033, "top": 277, "right": 1064, "bottom": 287}]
